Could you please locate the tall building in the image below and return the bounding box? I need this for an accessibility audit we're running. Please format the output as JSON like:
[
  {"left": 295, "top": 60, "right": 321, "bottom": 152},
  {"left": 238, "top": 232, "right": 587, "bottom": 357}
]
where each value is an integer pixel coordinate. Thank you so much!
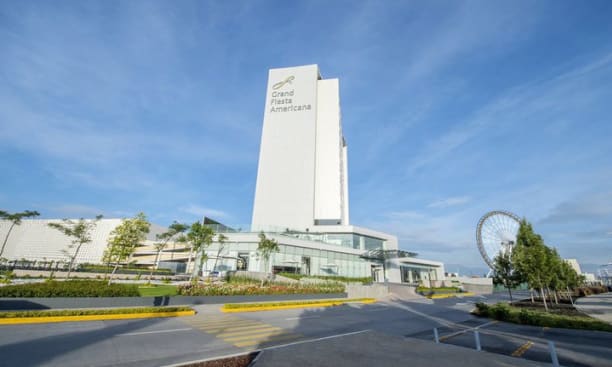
[{"left": 252, "top": 64, "right": 349, "bottom": 230}]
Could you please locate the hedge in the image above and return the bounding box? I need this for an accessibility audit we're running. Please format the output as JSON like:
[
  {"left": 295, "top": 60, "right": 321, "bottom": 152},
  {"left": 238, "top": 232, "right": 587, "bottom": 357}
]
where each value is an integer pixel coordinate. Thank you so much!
[
  {"left": 222, "top": 298, "right": 373, "bottom": 309},
  {"left": 0, "top": 280, "right": 140, "bottom": 297},
  {"left": 277, "top": 273, "right": 372, "bottom": 284},
  {"left": 474, "top": 302, "right": 612, "bottom": 332},
  {"left": 78, "top": 265, "right": 173, "bottom": 275},
  {"left": 0, "top": 306, "right": 193, "bottom": 318}
]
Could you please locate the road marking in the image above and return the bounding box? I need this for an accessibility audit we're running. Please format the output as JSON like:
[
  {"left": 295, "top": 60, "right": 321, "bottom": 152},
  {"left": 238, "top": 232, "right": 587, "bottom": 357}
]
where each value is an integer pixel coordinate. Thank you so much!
[
  {"left": 285, "top": 315, "right": 321, "bottom": 320},
  {"left": 118, "top": 328, "right": 193, "bottom": 336},
  {"left": 222, "top": 330, "right": 289, "bottom": 342},
  {"left": 439, "top": 320, "right": 498, "bottom": 341},
  {"left": 188, "top": 315, "right": 303, "bottom": 348},
  {"left": 511, "top": 341, "right": 534, "bottom": 357},
  {"left": 264, "top": 329, "right": 371, "bottom": 350},
  {"left": 217, "top": 326, "right": 281, "bottom": 338},
  {"left": 233, "top": 333, "right": 302, "bottom": 347}
]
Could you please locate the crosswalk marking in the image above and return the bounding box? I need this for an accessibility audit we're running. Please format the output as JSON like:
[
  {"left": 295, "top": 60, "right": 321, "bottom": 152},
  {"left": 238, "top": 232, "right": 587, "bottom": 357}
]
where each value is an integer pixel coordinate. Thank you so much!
[
  {"left": 216, "top": 326, "right": 281, "bottom": 337},
  {"left": 233, "top": 333, "right": 302, "bottom": 347},
  {"left": 184, "top": 315, "right": 302, "bottom": 348},
  {"left": 221, "top": 330, "right": 287, "bottom": 342}
]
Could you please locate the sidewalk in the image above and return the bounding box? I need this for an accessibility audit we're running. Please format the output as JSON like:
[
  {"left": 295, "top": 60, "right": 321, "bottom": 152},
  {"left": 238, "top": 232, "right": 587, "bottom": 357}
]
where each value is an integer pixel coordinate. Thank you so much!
[
  {"left": 251, "top": 330, "right": 548, "bottom": 367},
  {"left": 575, "top": 292, "right": 612, "bottom": 323}
]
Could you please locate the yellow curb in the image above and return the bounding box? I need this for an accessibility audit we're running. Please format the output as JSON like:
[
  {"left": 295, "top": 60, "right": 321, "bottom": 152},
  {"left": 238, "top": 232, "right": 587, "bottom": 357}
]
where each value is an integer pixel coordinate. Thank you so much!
[
  {"left": 222, "top": 299, "right": 376, "bottom": 313},
  {"left": 0, "top": 310, "right": 196, "bottom": 325},
  {"left": 428, "top": 292, "right": 475, "bottom": 299}
]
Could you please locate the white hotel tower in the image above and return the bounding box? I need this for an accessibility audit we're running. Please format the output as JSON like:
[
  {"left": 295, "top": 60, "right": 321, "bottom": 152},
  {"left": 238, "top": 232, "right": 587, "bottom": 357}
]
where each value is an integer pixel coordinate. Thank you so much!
[{"left": 252, "top": 64, "right": 349, "bottom": 230}]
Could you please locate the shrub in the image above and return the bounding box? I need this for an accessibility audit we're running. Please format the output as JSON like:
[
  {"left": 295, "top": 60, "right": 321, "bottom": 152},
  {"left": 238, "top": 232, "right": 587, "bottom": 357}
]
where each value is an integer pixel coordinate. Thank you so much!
[
  {"left": 0, "top": 280, "right": 140, "bottom": 297},
  {"left": 222, "top": 298, "right": 372, "bottom": 309},
  {"left": 473, "top": 302, "right": 612, "bottom": 332},
  {"left": 277, "top": 273, "right": 372, "bottom": 284},
  {"left": 178, "top": 281, "right": 345, "bottom": 296},
  {"left": 0, "top": 306, "right": 192, "bottom": 318},
  {"left": 416, "top": 286, "right": 460, "bottom": 293}
]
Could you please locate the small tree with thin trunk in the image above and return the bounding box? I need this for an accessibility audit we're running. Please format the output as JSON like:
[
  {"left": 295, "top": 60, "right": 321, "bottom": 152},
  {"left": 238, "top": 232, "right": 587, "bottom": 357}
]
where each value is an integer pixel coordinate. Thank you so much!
[
  {"left": 211, "top": 233, "right": 228, "bottom": 275},
  {"left": 104, "top": 213, "right": 150, "bottom": 284},
  {"left": 185, "top": 222, "right": 215, "bottom": 282},
  {"left": 257, "top": 232, "right": 279, "bottom": 286},
  {"left": 48, "top": 215, "right": 103, "bottom": 278},
  {"left": 0, "top": 210, "right": 40, "bottom": 258},
  {"left": 149, "top": 222, "right": 188, "bottom": 281},
  {"left": 492, "top": 249, "right": 523, "bottom": 303},
  {"left": 512, "top": 219, "right": 551, "bottom": 311}
]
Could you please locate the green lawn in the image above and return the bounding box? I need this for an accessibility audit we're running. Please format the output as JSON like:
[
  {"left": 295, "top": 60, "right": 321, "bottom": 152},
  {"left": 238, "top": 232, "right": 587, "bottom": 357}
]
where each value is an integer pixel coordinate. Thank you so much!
[{"left": 137, "top": 284, "right": 178, "bottom": 297}]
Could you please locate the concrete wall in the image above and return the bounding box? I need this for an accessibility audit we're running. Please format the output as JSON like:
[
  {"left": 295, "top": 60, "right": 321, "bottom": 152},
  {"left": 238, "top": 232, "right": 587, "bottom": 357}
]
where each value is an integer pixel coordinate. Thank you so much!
[
  {"left": 346, "top": 284, "right": 389, "bottom": 299},
  {"left": 0, "top": 293, "right": 348, "bottom": 311},
  {"left": 453, "top": 276, "right": 493, "bottom": 294}
]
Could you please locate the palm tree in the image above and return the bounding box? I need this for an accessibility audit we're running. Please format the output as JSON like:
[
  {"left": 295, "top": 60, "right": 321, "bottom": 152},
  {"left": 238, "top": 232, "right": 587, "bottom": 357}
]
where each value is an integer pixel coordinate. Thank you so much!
[
  {"left": 257, "top": 232, "right": 279, "bottom": 286},
  {"left": 211, "top": 233, "right": 228, "bottom": 275},
  {"left": 186, "top": 222, "right": 215, "bottom": 282},
  {"left": 149, "top": 222, "right": 188, "bottom": 281},
  {"left": 0, "top": 210, "right": 40, "bottom": 258}
]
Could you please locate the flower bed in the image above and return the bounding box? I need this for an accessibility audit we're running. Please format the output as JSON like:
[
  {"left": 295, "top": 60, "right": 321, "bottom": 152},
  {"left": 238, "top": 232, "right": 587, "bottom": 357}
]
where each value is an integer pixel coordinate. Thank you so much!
[{"left": 178, "top": 282, "right": 345, "bottom": 296}]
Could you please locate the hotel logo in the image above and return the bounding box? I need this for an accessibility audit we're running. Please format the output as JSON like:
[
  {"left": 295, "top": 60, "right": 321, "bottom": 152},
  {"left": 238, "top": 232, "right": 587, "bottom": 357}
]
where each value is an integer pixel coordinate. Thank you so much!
[{"left": 272, "top": 75, "right": 294, "bottom": 90}]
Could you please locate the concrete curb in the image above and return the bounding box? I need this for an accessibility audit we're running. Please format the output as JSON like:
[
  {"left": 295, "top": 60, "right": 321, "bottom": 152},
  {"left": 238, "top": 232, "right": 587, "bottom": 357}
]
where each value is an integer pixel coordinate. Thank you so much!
[
  {"left": 428, "top": 292, "right": 475, "bottom": 299},
  {"left": 221, "top": 298, "right": 376, "bottom": 313},
  {"left": 0, "top": 310, "right": 196, "bottom": 325}
]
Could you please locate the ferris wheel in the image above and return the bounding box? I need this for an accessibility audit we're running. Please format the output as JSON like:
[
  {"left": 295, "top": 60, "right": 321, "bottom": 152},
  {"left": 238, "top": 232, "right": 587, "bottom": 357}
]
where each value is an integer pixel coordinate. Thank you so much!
[{"left": 476, "top": 210, "right": 521, "bottom": 269}]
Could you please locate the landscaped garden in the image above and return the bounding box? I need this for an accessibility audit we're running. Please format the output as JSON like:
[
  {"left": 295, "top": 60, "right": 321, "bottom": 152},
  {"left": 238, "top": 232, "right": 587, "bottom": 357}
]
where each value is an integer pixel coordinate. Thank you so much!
[
  {"left": 0, "top": 276, "right": 346, "bottom": 298},
  {"left": 473, "top": 300, "right": 612, "bottom": 332},
  {"left": 177, "top": 277, "right": 345, "bottom": 296}
]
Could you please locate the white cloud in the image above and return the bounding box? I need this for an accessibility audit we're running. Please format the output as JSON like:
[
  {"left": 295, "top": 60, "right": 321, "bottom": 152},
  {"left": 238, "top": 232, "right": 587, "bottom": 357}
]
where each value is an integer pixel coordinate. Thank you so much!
[
  {"left": 427, "top": 196, "right": 471, "bottom": 209},
  {"left": 179, "top": 205, "right": 229, "bottom": 220}
]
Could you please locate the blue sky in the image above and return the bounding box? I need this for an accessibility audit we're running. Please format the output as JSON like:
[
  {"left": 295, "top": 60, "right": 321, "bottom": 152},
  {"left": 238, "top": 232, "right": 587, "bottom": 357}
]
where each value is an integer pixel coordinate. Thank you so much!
[{"left": 1, "top": 1, "right": 611, "bottom": 271}]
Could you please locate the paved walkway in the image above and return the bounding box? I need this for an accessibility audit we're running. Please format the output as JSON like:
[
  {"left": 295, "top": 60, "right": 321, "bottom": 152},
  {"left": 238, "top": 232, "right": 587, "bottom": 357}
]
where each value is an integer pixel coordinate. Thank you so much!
[
  {"left": 575, "top": 292, "right": 612, "bottom": 323},
  {"left": 252, "top": 330, "right": 548, "bottom": 367}
]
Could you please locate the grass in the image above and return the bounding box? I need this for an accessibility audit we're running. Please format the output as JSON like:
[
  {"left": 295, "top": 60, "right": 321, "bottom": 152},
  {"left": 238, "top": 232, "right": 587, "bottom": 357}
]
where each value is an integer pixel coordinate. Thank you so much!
[
  {"left": 0, "top": 306, "right": 193, "bottom": 318},
  {"left": 137, "top": 284, "right": 178, "bottom": 297},
  {"left": 474, "top": 302, "right": 612, "bottom": 332}
]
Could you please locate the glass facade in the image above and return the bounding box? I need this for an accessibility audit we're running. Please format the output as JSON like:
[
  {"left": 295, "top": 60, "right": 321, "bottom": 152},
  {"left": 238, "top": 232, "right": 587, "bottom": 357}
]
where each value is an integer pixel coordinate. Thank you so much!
[{"left": 205, "top": 241, "right": 373, "bottom": 278}]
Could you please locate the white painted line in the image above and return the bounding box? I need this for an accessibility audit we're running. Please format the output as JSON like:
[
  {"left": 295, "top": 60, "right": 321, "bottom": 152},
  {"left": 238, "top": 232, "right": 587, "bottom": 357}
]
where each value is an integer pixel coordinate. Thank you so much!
[
  {"left": 264, "top": 329, "right": 371, "bottom": 350},
  {"left": 118, "top": 327, "right": 192, "bottom": 336},
  {"left": 285, "top": 315, "right": 321, "bottom": 320}
]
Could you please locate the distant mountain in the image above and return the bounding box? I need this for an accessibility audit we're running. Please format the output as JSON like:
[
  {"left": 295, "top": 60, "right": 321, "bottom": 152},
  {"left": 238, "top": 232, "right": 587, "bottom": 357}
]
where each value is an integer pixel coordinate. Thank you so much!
[{"left": 445, "top": 264, "right": 489, "bottom": 277}]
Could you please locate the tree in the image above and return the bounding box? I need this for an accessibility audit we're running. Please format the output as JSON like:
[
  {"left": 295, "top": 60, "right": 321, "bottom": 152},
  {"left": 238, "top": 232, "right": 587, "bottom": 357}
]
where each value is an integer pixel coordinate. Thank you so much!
[
  {"left": 185, "top": 222, "right": 215, "bottom": 282},
  {"left": 149, "top": 222, "right": 188, "bottom": 281},
  {"left": 104, "top": 213, "right": 150, "bottom": 284},
  {"left": 492, "top": 249, "right": 523, "bottom": 303},
  {"left": 0, "top": 210, "right": 40, "bottom": 258},
  {"left": 48, "top": 215, "right": 103, "bottom": 279},
  {"left": 257, "top": 232, "right": 279, "bottom": 286},
  {"left": 512, "top": 219, "right": 551, "bottom": 311},
  {"left": 211, "top": 233, "right": 228, "bottom": 275}
]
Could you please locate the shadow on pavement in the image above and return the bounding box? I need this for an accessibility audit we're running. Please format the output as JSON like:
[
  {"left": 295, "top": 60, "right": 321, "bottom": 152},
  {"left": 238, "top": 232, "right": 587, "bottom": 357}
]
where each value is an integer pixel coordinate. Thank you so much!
[{"left": 0, "top": 318, "right": 166, "bottom": 366}]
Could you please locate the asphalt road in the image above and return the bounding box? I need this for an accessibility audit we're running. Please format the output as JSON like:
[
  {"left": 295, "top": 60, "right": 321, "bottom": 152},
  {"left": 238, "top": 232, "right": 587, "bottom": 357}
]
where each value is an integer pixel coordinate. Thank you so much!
[{"left": 0, "top": 292, "right": 610, "bottom": 366}]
